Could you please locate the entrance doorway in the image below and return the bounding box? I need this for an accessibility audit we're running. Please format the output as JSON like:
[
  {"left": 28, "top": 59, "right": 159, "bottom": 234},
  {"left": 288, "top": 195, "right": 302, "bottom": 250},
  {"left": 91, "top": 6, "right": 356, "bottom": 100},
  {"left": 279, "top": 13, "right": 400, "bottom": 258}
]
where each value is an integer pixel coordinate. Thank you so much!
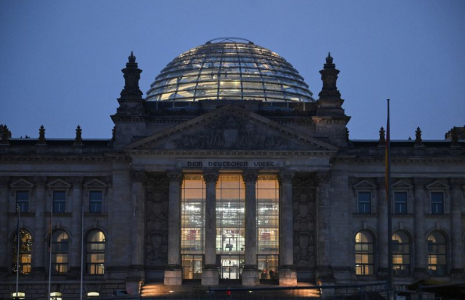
[
  {"left": 181, "top": 255, "right": 203, "bottom": 279},
  {"left": 220, "top": 255, "right": 244, "bottom": 279}
]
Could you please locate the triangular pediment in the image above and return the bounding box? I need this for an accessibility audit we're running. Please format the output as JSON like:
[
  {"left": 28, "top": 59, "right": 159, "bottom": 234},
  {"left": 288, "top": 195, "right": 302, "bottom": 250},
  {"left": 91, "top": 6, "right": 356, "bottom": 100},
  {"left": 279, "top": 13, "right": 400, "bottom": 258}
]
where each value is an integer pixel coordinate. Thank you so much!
[
  {"left": 47, "top": 179, "right": 71, "bottom": 189},
  {"left": 392, "top": 180, "right": 413, "bottom": 189},
  {"left": 10, "top": 179, "right": 34, "bottom": 189},
  {"left": 126, "top": 105, "right": 337, "bottom": 152},
  {"left": 84, "top": 179, "right": 108, "bottom": 189},
  {"left": 353, "top": 180, "right": 377, "bottom": 189},
  {"left": 426, "top": 180, "right": 449, "bottom": 190}
]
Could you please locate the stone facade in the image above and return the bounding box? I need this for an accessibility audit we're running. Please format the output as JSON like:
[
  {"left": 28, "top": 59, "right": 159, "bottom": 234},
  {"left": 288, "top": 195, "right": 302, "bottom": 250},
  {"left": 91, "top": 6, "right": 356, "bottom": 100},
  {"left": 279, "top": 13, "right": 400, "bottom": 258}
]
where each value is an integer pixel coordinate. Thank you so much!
[{"left": 0, "top": 42, "right": 464, "bottom": 299}]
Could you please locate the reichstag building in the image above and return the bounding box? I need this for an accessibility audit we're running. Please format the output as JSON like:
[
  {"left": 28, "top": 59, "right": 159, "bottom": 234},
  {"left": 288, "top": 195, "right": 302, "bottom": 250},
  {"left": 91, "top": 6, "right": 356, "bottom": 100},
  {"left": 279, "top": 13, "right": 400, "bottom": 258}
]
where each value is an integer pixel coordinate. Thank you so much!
[{"left": 0, "top": 38, "right": 464, "bottom": 298}]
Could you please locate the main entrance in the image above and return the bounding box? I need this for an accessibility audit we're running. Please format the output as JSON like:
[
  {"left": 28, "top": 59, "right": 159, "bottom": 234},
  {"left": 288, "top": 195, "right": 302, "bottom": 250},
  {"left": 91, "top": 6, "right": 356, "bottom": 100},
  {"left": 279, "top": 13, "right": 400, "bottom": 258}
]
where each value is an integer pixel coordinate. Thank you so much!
[{"left": 220, "top": 255, "right": 244, "bottom": 279}]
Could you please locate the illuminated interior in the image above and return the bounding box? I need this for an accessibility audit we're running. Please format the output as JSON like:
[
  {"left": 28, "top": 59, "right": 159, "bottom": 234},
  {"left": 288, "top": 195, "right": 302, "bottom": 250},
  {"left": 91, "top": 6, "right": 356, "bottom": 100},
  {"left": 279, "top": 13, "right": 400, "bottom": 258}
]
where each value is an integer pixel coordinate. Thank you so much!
[
  {"left": 428, "top": 231, "right": 447, "bottom": 276},
  {"left": 355, "top": 231, "right": 374, "bottom": 276},
  {"left": 147, "top": 38, "right": 314, "bottom": 104},
  {"left": 180, "top": 173, "right": 279, "bottom": 280},
  {"left": 12, "top": 228, "right": 32, "bottom": 275},
  {"left": 392, "top": 232, "right": 410, "bottom": 275},
  {"left": 52, "top": 230, "right": 69, "bottom": 274},
  {"left": 87, "top": 230, "right": 105, "bottom": 275}
]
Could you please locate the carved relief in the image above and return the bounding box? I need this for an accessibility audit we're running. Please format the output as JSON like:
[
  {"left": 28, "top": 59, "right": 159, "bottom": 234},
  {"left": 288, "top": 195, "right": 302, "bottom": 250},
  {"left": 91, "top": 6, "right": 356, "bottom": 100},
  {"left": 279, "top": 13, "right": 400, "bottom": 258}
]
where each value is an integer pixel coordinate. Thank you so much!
[
  {"left": 173, "top": 115, "right": 286, "bottom": 150},
  {"left": 145, "top": 176, "right": 169, "bottom": 266},
  {"left": 293, "top": 176, "right": 316, "bottom": 267}
]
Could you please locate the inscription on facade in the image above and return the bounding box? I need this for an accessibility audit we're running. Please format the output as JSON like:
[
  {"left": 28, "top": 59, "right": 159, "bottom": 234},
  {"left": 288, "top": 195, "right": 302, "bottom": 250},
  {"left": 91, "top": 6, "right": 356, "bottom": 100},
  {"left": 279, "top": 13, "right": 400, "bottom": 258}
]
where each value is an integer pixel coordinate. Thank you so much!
[{"left": 182, "top": 160, "right": 282, "bottom": 168}]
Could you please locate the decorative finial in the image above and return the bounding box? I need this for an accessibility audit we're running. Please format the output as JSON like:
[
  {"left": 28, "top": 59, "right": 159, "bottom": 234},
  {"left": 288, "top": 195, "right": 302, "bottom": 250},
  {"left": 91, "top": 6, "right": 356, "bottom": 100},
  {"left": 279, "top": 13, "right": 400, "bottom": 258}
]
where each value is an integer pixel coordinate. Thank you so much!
[
  {"left": 128, "top": 51, "right": 136, "bottom": 63},
  {"left": 414, "top": 127, "right": 423, "bottom": 147},
  {"left": 0, "top": 125, "right": 10, "bottom": 144},
  {"left": 326, "top": 52, "right": 333, "bottom": 64},
  {"left": 345, "top": 127, "right": 350, "bottom": 143},
  {"left": 378, "top": 127, "right": 386, "bottom": 146},
  {"left": 112, "top": 126, "right": 116, "bottom": 141},
  {"left": 37, "top": 125, "right": 46, "bottom": 145},
  {"left": 74, "top": 125, "right": 83, "bottom": 146},
  {"left": 451, "top": 127, "right": 460, "bottom": 148}
]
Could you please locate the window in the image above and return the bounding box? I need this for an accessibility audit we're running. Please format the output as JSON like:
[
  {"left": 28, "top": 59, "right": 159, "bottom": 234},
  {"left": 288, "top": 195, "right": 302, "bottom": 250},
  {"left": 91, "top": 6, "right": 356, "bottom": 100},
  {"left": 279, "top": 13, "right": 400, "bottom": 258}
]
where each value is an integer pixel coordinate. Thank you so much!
[
  {"left": 89, "top": 191, "right": 103, "bottom": 213},
  {"left": 394, "top": 192, "right": 408, "bottom": 214},
  {"left": 16, "top": 191, "right": 29, "bottom": 213},
  {"left": 53, "top": 191, "right": 66, "bottom": 213},
  {"left": 51, "top": 230, "right": 69, "bottom": 274},
  {"left": 428, "top": 232, "right": 447, "bottom": 276},
  {"left": 86, "top": 230, "right": 105, "bottom": 275},
  {"left": 12, "top": 229, "right": 32, "bottom": 275},
  {"left": 355, "top": 231, "right": 374, "bottom": 275},
  {"left": 431, "top": 192, "right": 444, "bottom": 215},
  {"left": 392, "top": 232, "right": 410, "bottom": 275},
  {"left": 357, "top": 192, "right": 371, "bottom": 214}
]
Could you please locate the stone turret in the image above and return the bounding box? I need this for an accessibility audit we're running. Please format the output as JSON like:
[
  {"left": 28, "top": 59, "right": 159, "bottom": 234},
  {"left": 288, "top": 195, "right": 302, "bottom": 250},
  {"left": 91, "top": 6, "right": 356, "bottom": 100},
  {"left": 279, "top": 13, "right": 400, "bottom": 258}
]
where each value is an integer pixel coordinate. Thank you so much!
[{"left": 312, "top": 53, "right": 350, "bottom": 147}]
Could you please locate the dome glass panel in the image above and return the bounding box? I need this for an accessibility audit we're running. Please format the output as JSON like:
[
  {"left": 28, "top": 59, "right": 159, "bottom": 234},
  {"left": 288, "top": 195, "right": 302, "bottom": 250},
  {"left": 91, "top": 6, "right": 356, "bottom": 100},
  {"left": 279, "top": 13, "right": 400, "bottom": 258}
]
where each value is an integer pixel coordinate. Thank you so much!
[{"left": 146, "top": 38, "right": 314, "bottom": 103}]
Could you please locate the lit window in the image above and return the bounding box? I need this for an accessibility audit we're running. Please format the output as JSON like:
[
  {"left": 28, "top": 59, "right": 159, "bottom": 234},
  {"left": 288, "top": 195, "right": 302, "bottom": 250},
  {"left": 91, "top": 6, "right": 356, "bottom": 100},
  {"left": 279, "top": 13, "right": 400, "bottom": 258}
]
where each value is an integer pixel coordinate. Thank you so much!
[
  {"left": 394, "top": 192, "right": 408, "bottom": 215},
  {"left": 357, "top": 192, "right": 371, "bottom": 214},
  {"left": 392, "top": 232, "right": 410, "bottom": 275},
  {"left": 355, "top": 231, "right": 374, "bottom": 275},
  {"left": 16, "top": 191, "right": 29, "bottom": 213},
  {"left": 50, "top": 292, "right": 62, "bottom": 300},
  {"left": 428, "top": 232, "right": 447, "bottom": 276},
  {"left": 52, "top": 230, "right": 69, "bottom": 274},
  {"left": 11, "top": 229, "right": 32, "bottom": 275},
  {"left": 86, "top": 230, "right": 105, "bottom": 275},
  {"left": 53, "top": 191, "right": 66, "bottom": 213},
  {"left": 89, "top": 191, "right": 103, "bottom": 213},
  {"left": 431, "top": 192, "right": 444, "bottom": 215}
]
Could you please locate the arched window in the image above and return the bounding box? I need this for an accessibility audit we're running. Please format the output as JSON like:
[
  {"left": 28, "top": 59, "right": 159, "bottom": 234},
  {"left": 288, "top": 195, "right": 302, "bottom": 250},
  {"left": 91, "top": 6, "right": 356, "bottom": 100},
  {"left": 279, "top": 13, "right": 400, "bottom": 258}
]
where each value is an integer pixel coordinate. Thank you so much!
[
  {"left": 355, "top": 231, "right": 374, "bottom": 275},
  {"left": 11, "top": 229, "right": 32, "bottom": 275},
  {"left": 392, "top": 231, "right": 411, "bottom": 275},
  {"left": 428, "top": 231, "right": 447, "bottom": 276},
  {"left": 86, "top": 230, "right": 105, "bottom": 275},
  {"left": 52, "top": 230, "right": 69, "bottom": 274}
]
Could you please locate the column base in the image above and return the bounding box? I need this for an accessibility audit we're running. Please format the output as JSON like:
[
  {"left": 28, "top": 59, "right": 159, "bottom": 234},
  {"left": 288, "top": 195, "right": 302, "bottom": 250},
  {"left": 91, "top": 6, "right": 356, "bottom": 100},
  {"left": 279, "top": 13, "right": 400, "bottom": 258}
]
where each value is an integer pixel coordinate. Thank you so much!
[
  {"left": 201, "top": 268, "right": 219, "bottom": 286},
  {"left": 164, "top": 268, "right": 182, "bottom": 286},
  {"left": 242, "top": 268, "right": 259, "bottom": 286},
  {"left": 279, "top": 268, "right": 297, "bottom": 286}
]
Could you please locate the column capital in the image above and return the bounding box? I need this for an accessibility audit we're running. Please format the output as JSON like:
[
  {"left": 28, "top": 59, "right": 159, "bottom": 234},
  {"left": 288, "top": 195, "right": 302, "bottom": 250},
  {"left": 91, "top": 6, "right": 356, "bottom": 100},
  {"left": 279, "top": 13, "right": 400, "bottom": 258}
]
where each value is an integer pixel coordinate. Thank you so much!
[
  {"left": 242, "top": 169, "right": 258, "bottom": 183},
  {"left": 203, "top": 169, "right": 219, "bottom": 183},
  {"left": 131, "top": 170, "right": 147, "bottom": 183},
  {"left": 33, "top": 176, "right": 47, "bottom": 186},
  {"left": 167, "top": 170, "right": 183, "bottom": 183},
  {"left": 0, "top": 176, "right": 10, "bottom": 187},
  {"left": 278, "top": 170, "right": 295, "bottom": 184},
  {"left": 315, "top": 171, "right": 331, "bottom": 184}
]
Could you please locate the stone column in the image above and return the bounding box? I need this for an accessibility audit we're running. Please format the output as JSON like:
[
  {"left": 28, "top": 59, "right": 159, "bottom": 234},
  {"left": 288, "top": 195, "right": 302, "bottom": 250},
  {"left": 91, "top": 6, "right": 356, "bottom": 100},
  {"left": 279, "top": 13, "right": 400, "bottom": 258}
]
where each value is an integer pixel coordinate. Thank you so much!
[
  {"left": 69, "top": 176, "right": 84, "bottom": 275},
  {"left": 130, "top": 171, "right": 146, "bottom": 279},
  {"left": 278, "top": 170, "right": 297, "bottom": 286},
  {"left": 202, "top": 169, "right": 219, "bottom": 286},
  {"left": 32, "top": 176, "right": 47, "bottom": 276},
  {"left": 450, "top": 178, "right": 464, "bottom": 276},
  {"left": 242, "top": 170, "right": 259, "bottom": 286},
  {"left": 413, "top": 178, "right": 428, "bottom": 278},
  {"left": 0, "top": 176, "right": 9, "bottom": 274},
  {"left": 164, "top": 170, "right": 183, "bottom": 285},
  {"left": 315, "top": 171, "right": 334, "bottom": 281},
  {"left": 376, "top": 178, "right": 388, "bottom": 275}
]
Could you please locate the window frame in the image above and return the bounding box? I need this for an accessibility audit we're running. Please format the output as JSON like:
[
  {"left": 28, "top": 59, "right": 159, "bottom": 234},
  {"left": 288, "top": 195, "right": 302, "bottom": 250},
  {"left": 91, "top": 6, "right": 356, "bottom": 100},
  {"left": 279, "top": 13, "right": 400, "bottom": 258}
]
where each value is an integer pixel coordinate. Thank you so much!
[
  {"left": 52, "top": 191, "right": 67, "bottom": 213},
  {"left": 427, "top": 231, "right": 447, "bottom": 276},
  {"left": 354, "top": 231, "right": 375, "bottom": 276},
  {"left": 393, "top": 191, "right": 408, "bottom": 215},
  {"left": 357, "top": 191, "right": 372, "bottom": 214},
  {"left": 88, "top": 190, "right": 104, "bottom": 214},
  {"left": 11, "top": 228, "right": 33, "bottom": 275},
  {"left": 392, "top": 231, "right": 411, "bottom": 276},
  {"left": 51, "top": 230, "right": 69, "bottom": 274},
  {"left": 86, "top": 230, "right": 106, "bottom": 275},
  {"left": 15, "top": 190, "right": 30, "bottom": 213},
  {"left": 430, "top": 192, "right": 444, "bottom": 215}
]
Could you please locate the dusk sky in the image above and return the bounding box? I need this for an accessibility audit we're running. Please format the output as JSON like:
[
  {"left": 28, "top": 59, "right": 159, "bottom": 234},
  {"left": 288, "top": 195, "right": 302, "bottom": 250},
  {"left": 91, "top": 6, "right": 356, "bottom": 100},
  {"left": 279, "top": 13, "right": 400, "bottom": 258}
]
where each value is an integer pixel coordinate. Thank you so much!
[{"left": 1, "top": 1, "right": 464, "bottom": 140}]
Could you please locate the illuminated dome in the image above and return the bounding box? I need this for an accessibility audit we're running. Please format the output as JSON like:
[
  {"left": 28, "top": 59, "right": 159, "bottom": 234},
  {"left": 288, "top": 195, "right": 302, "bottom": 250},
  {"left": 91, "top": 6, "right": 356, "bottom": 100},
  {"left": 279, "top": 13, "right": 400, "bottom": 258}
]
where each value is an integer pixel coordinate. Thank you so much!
[{"left": 146, "top": 38, "right": 314, "bottom": 103}]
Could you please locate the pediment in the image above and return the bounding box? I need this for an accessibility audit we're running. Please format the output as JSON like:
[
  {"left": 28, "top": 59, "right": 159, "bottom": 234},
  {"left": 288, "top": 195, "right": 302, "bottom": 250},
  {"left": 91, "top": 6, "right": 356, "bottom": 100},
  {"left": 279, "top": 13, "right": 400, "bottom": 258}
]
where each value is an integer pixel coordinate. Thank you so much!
[
  {"left": 392, "top": 180, "right": 413, "bottom": 189},
  {"left": 426, "top": 180, "right": 449, "bottom": 190},
  {"left": 47, "top": 179, "right": 71, "bottom": 189},
  {"left": 84, "top": 179, "right": 108, "bottom": 189},
  {"left": 353, "top": 180, "right": 377, "bottom": 190},
  {"left": 127, "top": 105, "right": 337, "bottom": 152},
  {"left": 10, "top": 179, "right": 34, "bottom": 189}
]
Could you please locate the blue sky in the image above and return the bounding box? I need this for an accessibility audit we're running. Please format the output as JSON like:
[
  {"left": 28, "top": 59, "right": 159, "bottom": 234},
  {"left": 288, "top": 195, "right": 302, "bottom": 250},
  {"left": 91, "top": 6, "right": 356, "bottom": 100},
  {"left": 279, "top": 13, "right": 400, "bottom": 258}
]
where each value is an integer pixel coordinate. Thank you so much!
[{"left": 1, "top": 0, "right": 464, "bottom": 139}]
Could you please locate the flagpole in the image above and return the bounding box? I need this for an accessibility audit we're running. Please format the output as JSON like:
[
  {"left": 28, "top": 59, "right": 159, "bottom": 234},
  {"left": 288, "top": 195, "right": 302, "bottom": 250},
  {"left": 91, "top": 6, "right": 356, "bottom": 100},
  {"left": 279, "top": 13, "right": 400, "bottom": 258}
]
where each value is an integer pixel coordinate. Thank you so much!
[
  {"left": 48, "top": 198, "right": 53, "bottom": 300},
  {"left": 386, "top": 99, "right": 394, "bottom": 300},
  {"left": 80, "top": 196, "right": 84, "bottom": 300},
  {"left": 15, "top": 204, "right": 20, "bottom": 300}
]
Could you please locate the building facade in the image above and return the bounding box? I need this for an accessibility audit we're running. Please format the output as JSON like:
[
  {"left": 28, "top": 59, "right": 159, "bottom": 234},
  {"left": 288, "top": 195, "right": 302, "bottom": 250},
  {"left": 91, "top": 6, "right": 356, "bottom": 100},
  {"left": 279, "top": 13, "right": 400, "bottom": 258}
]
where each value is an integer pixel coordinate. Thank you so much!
[{"left": 1, "top": 38, "right": 464, "bottom": 298}]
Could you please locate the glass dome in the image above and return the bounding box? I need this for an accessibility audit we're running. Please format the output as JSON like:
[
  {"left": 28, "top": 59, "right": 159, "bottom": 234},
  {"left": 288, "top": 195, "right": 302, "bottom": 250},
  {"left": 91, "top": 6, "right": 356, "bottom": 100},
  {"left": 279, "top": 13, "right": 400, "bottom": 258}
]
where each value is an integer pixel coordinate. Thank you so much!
[{"left": 146, "top": 38, "right": 314, "bottom": 103}]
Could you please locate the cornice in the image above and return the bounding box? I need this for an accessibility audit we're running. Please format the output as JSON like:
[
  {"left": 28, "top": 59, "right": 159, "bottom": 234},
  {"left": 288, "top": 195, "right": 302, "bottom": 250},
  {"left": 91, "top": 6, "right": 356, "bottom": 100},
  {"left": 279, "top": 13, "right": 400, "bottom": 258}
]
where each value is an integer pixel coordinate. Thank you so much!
[
  {"left": 126, "top": 149, "right": 336, "bottom": 157},
  {"left": 332, "top": 155, "right": 465, "bottom": 164},
  {"left": 0, "top": 153, "right": 129, "bottom": 163}
]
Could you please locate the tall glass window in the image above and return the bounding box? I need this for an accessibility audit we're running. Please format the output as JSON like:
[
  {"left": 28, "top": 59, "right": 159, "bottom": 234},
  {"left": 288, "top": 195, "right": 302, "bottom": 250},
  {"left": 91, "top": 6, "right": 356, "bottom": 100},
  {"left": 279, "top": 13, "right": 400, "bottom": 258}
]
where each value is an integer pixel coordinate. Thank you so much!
[
  {"left": 86, "top": 230, "right": 105, "bottom": 275},
  {"left": 181, "top": 174, "right": 205, "bottom": 280},
  {"left": 256, "top": 174, "right": 279, "bottom": 279},
  {"left": 428, "top": 231, "right": 447, "bottom": 276},
  {"left": 52, "top": 230, "right": 69, "bottom": 274},
  {"left": 216, "top": 174, "right": 245, "bottom": 254},
  {"left": 89, "top": 191, "right": 103, "bottom": 213},
  {"left": 394, "top": 192, "right": 407, "bottom": 215},
  {"left": 16, "top": 191, "right": 29, "bottom": 213},
  {"left": 357, "top": 192, "right": 371, "bottom": 214},
  {"left": 12, "top": 229, "right": 32, "bottom": 275},
  {"left": 355, "top": 231, "right": 374, "bottom": 275},
  {"left": 53, "top": 191, "right": 66, "bottom": 213},
  {"left": 392, "top": 231, "right": 410, "bottom": 275},
  {"left": 431, "top": 192, "right": 444, "bottom": 215}
]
